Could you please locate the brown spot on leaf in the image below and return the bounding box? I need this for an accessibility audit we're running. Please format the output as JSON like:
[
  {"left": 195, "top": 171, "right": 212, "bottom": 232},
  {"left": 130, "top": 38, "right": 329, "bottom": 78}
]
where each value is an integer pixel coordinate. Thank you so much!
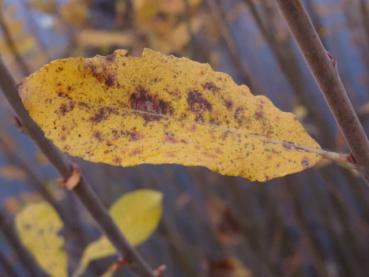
[
  {"left": 93, "top": 131, "right": 103, "bottom": 141},
  {"left": 112, "top": 129, "right": 119, "bottom": 140},
  {"left": 234, "top": 107, "right": 247, "bottom": 125},
  {"left": 78, "top": 101, "right": 90, "bottom": 109},
  {"left": 130, "top": 86, "right": 173, "bottom": 122},
  {"left": 105, "top": 53, "right": 116, "bottom": 62},
  {"left": 301, "top": 157, "right": 310, "bottom": 168},
  {"left": 187, "top": 90, "right": 212, "bottom": 122},
  {"left": 57, "top": 91, "right": 72, "bottom": 100},
  {"left": 202, "top": 82, "right": 220, "bottom": 92},
  {"left": 130, "top": 148, "right": 142, "bottom": 156},
  {"left": 164, "top": 132, "right": 177, "bottom": 143},
  {"left": 85, "top": 61, "right": 117, "bottom": 87},
  {"left": 113, "top": 157, "right": 122, "bottom": 164},
  {"left": 224, "top": 99, "right": 233, "bottom": 110},
  {"left": 57, "top": 101, "right": 75, "bottom": 116},
  {"left": 254, "top": 110, "right": 264, "bottom": 120},
  {"left": 89, "top": 107, "right": 114, "bottom": 123},
  {"left": 124, "top": 129, "right": 141, "bottom": 141}
]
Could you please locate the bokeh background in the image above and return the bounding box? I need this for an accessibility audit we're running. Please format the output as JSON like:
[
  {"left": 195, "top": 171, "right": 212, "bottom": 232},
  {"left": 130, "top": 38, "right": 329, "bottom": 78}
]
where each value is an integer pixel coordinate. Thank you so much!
[{"left": 1, "top": 0, "right": 369, "bottom": 276}]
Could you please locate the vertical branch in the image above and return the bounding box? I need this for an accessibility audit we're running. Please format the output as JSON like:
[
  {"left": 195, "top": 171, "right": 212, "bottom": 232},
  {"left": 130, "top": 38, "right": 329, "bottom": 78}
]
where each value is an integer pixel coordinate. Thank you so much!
[
  {"left": 274, "top": 0, "right": 369, "bottom": 183},
  {"left": 0, "top": 5, "right": 30, "bottom": 76},
  {"left": 243, "top": 0, "right": 332, "bottom": 146},
  {"left": 0, "top": 60, "right": 155, "bottom": 276},
  {"left": 205, "top": 0, "right": 259, "bottom": 91}
]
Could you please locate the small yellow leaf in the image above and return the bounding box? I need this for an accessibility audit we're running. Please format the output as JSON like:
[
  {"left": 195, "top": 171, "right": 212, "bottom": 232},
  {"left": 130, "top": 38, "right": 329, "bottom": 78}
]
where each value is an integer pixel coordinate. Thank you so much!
[
  {"left": 20, "top": 48, "right": 321, "bottom": 181},
  {"left": 28, "top": 0, "right": 58, "bottom": 13},
  {"left": 15, "top": 202, "right": 67, "bottom": 277},
  {"left": 73, "top": 189, "right": 163, "bottom": 276}
]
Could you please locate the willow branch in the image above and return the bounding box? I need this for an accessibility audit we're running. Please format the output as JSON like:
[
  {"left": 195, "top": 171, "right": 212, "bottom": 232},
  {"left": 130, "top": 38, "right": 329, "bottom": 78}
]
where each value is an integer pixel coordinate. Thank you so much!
[
  {"left": 275, "top": 0, "right": 369, "bottom": 183},
  {"left": 0, "top": 59, "right": 155, "bottom": 276}
]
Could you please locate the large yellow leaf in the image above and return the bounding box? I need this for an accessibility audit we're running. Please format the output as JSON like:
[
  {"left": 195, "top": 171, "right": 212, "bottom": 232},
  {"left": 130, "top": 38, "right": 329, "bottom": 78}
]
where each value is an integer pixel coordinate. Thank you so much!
[
  {"left": 73, "top": 189, "right": 163, "bottom": 276},
  {"left": 19, "top": 48, "right": 321, "bottom": 181},
  {"left": 15, "top": 202, "right": 67, "bottom": 277}
]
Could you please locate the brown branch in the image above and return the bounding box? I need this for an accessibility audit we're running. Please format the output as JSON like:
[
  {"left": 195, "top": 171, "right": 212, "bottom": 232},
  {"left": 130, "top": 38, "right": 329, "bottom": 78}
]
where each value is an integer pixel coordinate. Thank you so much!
[
  {"left": 274, "top": 0, "right": 369, "bottom": 183},
  {"left": 0, "top": 59, "right": 155, "bottom": 276}
]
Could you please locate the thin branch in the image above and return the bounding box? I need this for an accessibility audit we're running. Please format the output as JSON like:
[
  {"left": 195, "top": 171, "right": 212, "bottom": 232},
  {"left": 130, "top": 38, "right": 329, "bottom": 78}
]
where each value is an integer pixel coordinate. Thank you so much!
[
  {"left": 0, "top": 210, "right": 47, "bottom": 276},
  {"left": 242, "top": 0, "right": 332, "bottom": 146},
  {"left": 0, "top": 136, "right": 89, "bottom": 250},
  {"left": 0, "top": 59, "right": 155, "bottom": 276},
  {"left": 274, "top": 0, "right": 369, "bottom": 183},
  {"left": 205, "top": 0, "right": 259, "bottom": 91},
  {"left": 0, "top": 5, "right": 30, "bottom": 76},
  {"left": 0, "top": 249, "right": 17, "bottom": 277}
]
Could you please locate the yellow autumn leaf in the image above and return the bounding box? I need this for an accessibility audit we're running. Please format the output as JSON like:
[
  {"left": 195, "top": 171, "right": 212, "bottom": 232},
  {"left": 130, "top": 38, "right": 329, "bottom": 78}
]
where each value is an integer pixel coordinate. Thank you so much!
[
  {"left": 60, "top": 0, "right": 89, "bottom": 27},
  {"left": 19, "top": 48, "right": 321, "bottom": 181},
  {"left": 73, "top": 189, "right": 163, "bottom": 276},
  {"left": 28, "top": 0, "right": 58, "bottom": 13},
  {"left": 15, "top": 202, "right": 67, "bottom": 277}
]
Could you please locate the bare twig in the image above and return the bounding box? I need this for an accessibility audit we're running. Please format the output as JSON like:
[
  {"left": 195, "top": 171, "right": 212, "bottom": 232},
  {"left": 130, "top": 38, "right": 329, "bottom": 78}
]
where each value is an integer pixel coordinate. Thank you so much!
[
  {"left": 0, "top": 59, "right": 155, "bottom": 276},
  {"left": 275, "top": 0, "right": 369, "bottom": 183}
]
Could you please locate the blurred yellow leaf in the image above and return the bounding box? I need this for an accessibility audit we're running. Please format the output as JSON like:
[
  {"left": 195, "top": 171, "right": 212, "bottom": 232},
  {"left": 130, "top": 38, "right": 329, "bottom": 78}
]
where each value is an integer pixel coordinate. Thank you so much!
[
  {"left": 0, "top": 36, "right": 36, "bottom": 56},
  {"left": 28, "top": 0, "right": 58, "bottom": 13},
  {"left": 60, "top": 0, "right": 89, "bottom": 27},
  {"left": 134, "top": 0, "right": 203, "bottom": 52},
  {"left": 73, "top": 189, "right": 163, "bottom": 276},
  {"left": 20, "top": 48, "right": 320, "bottom": 181},
  {"left": 15, "top": 202, "right": 67, "bottom": 277},
  {"left": 76, "top": 30, "right": 134, "bottom": 48}
]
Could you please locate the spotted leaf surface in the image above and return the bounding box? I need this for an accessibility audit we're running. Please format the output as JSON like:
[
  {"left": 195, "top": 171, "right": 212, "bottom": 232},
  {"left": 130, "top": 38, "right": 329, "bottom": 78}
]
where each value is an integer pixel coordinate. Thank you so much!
[
  {"left": 74, "top": 189, "right": 163, "bottom": 276},
  {"left": 15, "top": 202, "right": 67, "bottom": 277},
  {"left": 20, "top": 48, "right": 320, "bottom": 181}
]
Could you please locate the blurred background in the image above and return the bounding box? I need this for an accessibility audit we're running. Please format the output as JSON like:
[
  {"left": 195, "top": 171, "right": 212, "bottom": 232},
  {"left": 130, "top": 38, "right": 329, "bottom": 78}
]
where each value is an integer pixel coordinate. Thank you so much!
[{"left": 1, "top": 0, "right": 369, "bottom": 276}]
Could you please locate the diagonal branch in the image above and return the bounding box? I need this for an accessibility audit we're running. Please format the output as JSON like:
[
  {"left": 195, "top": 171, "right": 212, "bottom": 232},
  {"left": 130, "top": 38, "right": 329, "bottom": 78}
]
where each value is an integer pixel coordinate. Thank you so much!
[
  {"left": 0, "top": 5, "right": 30, "bottom": 76},
  {"left": 274, "top": 0, "right": 369, "bottom": 183},
  {"left": 0, "top": 59, "right": 155, "bottom": 276}
]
